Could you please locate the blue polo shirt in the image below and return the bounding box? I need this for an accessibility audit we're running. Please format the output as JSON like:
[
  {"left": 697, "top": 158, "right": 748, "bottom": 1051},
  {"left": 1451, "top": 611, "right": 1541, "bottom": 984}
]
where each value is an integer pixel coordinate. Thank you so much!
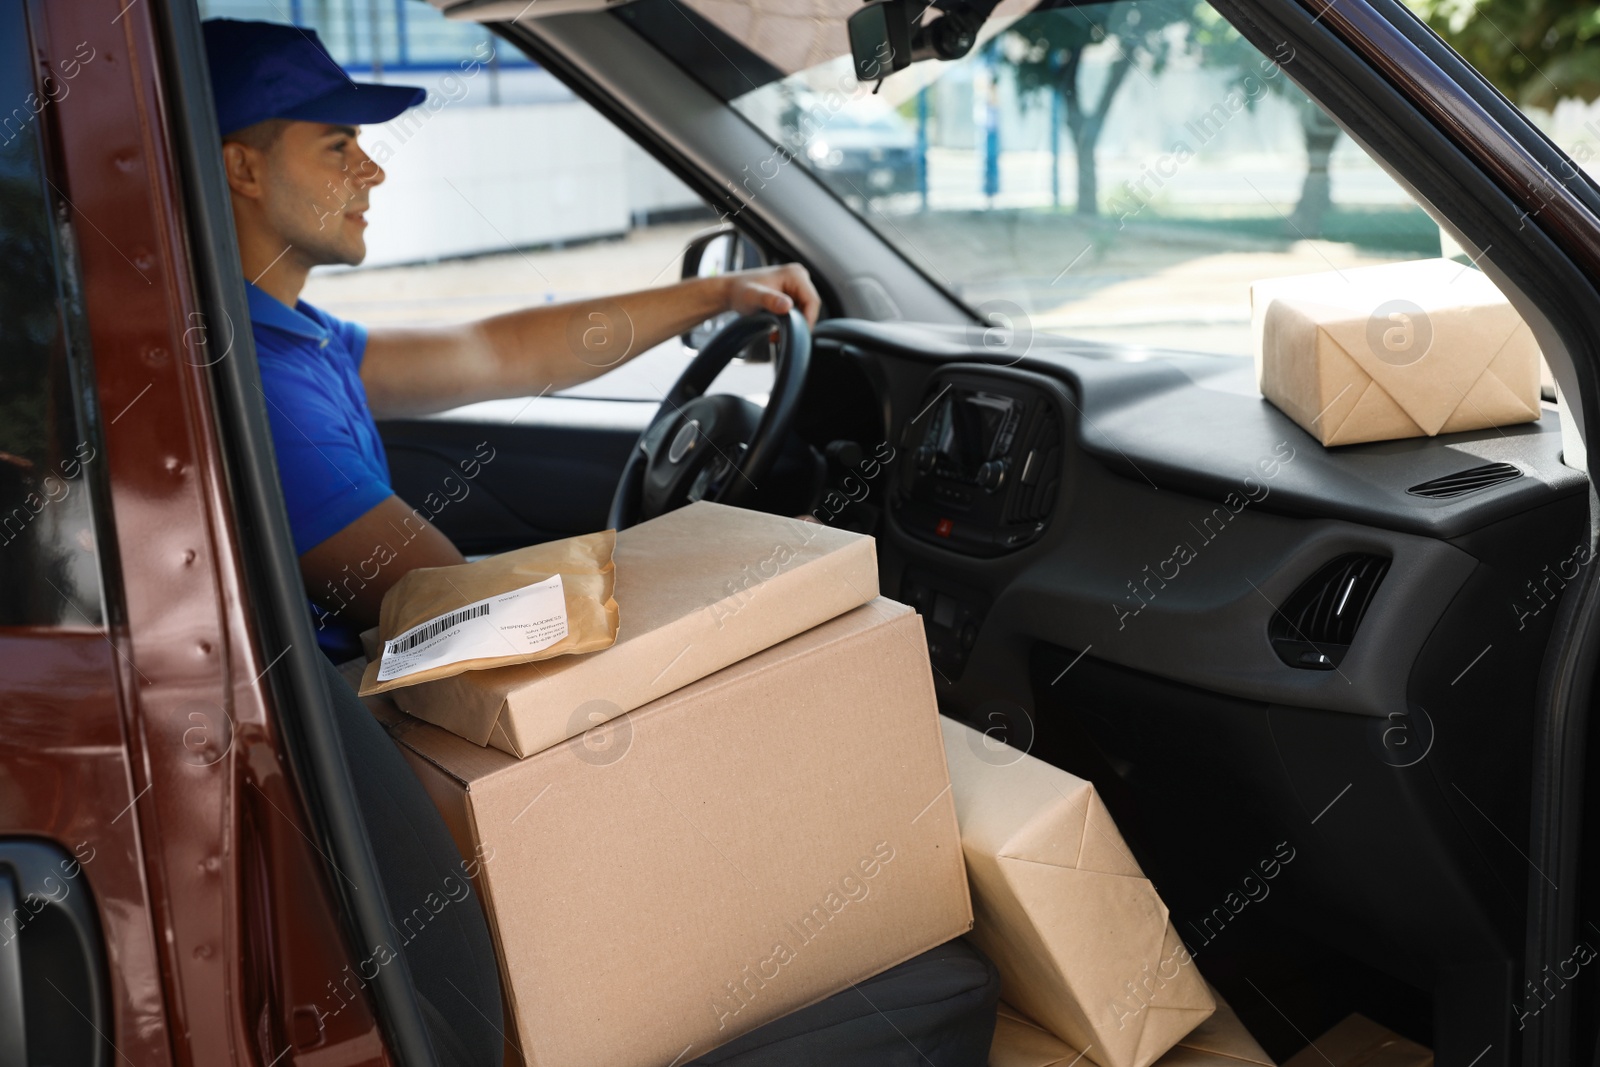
[{"left": 247, "top": 282, "right": 393, "bottom": 657}]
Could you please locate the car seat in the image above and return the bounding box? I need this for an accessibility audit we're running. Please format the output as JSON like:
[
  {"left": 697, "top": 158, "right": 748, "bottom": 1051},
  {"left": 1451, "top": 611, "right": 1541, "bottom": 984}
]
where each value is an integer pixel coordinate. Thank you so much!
[
  {"left": 321, "top": 654, "right": 504, "bottom": 1066},
  {"left": 685, "top": 937, "right": 1000, "bottom": 1066}
]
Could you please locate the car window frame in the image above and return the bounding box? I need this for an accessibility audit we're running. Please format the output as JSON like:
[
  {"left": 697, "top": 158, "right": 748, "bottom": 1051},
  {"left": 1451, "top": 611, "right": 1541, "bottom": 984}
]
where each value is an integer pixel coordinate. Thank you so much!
[
  {"left": 0, "top": 0, "right": 116, "bottom": 633},
  {"left": 152, "top": 5, "right": 451, "bottom": 1064}
]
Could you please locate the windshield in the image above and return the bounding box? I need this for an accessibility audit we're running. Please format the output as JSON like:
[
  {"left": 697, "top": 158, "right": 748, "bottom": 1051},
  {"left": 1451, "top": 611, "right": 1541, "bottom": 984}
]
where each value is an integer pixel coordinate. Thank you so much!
[{"left": 728, "top": 0, "right": 1441, "bottom": 356}]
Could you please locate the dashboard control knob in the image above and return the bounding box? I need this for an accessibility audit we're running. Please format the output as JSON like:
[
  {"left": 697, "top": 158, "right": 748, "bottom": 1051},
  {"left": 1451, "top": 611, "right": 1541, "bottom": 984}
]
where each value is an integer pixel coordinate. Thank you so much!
[
  {"left": 825, "top": 439, "right": 864, "bottom": 470},
  {"left": 960, "top": 621, "right": 978, "bottom": 650},
  {"left": 977, "top": 459, "right": 1007, "bottom": 492}
]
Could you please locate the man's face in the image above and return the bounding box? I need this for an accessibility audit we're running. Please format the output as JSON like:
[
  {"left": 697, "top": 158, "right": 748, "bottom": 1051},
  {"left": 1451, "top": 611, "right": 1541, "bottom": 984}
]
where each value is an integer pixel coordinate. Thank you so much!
[{"left": 250, "top": 121, "right": 385, "bottom": 267}]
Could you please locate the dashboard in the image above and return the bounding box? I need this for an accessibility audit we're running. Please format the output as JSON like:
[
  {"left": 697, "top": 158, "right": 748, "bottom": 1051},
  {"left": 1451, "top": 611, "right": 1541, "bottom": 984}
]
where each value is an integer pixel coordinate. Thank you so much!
[
  {"left": 806, "top": 318, "right": 1585, "bottom": 700},
  {"left": 798, "top": 316, "right": 1590, "bottom": 1052}
]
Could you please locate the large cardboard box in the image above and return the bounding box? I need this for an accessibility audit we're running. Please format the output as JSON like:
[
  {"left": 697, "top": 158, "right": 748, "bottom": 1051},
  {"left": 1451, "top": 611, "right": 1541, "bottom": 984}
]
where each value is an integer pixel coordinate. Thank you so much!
[
  {"left": 361, "top": 598, "right": 972, "bottom": 1067},
  {"left": 990, "top": 993, "right": 1274, "bottom": 1067},
  {"left": 1251, "top": 259, "right": 1540, "bottom": 446},
  {"left": 376, "top": 501, "right": 878, "bottom": 756},
  {"left": 942, "top": 717, "right": 1216, "bottom": 1067}
]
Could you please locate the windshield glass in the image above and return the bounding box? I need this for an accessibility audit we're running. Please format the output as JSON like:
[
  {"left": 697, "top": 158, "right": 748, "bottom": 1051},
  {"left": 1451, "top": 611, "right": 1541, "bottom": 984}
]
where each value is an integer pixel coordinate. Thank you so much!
[{"left": 728, "top": 0, "right": 1442, "bottom": 355}]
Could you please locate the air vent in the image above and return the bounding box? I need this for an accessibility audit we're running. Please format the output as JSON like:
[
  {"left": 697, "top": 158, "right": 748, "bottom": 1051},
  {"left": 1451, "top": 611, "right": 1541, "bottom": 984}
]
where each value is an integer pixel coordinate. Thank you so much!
[
  {"left": 1406, "top": 462, "right": 1522, "bottom": 499},
  {"left": 1004, "top": 406, "right": 1062, "bottom": 526},
  {"left": 1269, "top": 554, "right": 1390, "bottom": 670}
]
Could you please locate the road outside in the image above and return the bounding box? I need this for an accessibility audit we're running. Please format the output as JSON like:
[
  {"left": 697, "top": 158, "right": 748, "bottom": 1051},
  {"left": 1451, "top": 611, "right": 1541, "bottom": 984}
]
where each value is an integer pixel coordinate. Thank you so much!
[
  {"left": 303, "top": 203, "right": 1417, "bottom": 401},
  {"left": 303, "top": 222, "right": 779, "bottom": 404}
]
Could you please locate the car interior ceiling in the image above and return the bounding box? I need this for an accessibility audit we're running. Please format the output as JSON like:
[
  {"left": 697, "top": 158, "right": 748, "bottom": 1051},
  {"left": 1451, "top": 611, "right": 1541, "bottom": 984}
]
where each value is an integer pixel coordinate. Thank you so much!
[{"left": 175, "top": 0, "right": 1600, "bottom": 1062}]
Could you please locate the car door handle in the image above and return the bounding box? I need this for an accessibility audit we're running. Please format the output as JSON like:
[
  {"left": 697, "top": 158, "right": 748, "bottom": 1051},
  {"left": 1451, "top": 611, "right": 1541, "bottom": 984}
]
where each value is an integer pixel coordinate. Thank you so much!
[
  {"left": 0, "top": 867, "right": 25, "bottom": 1067},
  {"left": 0, "top": 840, "right": 109, "bottom": 1067}
]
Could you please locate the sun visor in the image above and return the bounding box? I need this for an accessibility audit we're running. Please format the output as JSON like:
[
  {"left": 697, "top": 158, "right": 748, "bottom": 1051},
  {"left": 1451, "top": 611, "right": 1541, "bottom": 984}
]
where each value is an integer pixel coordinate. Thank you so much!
[
  {"left": 430, "top": 0, "right": 631, "bottom": 19},
  {"left": 432, "top": 0, "right": 1029, "bottom": 103}
]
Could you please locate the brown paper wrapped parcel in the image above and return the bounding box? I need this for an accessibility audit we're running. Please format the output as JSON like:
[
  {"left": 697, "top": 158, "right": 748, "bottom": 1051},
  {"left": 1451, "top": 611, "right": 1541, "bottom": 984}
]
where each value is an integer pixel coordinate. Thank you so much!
[
  {"left": 365, "top": 501, "right": 879, "bottom": 756},
  {"left": 989, "top": 994, "right": 1274, "bottom": 1067},
  {"left": 1251, "top": 258, "right": 1540, "bottom": 446},
  {"left": 348, "top": 599, "right": 972, "bottom": 1067},
  {"left": 1281, "top": 1015, "right": 1432, "bottom": 1067},
  {"left": 942, "top": 716, "right": 1215, "bottom": 1067}
]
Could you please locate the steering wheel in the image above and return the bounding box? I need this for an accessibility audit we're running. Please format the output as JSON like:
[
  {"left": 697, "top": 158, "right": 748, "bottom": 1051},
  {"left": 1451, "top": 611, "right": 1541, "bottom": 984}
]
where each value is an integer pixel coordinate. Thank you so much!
[{"left": 607, "top": 308, "right": 811, "bottom": 530}]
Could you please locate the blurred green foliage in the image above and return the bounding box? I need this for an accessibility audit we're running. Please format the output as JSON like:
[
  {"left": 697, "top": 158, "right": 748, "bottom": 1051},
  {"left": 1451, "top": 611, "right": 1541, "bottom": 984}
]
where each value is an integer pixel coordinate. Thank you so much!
[{"left": 1407, "top": 0, "right": 1600, "bottom": 108}]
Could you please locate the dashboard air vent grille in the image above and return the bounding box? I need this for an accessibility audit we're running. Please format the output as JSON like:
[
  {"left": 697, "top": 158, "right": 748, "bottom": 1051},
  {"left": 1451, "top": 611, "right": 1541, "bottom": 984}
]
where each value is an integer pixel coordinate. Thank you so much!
[
  {"left": 1005, "top": 406, "right": 1062, "bottom": 526},
  {"left": 1406, "top": 462, "right": 1521, "bottom": 499},
  {"left": 1268, "top": 554, "right": 1390, "bottom": 670}
]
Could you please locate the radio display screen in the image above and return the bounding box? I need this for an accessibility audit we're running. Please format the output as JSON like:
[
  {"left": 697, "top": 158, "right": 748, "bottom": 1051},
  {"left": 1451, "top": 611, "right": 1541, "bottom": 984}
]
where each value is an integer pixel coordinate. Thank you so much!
[{"left": 924, "top": 390, "right": 1020, "bottom": 478}]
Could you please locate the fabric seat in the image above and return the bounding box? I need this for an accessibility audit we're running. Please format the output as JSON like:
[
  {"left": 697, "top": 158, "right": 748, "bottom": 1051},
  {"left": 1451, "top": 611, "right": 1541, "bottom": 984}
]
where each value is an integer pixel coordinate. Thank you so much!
[
  {"left": 321, "top": 654, "right": 504, "bottom": 1067},
  {"left": 685, "top": 938, "right": 1000, "bottom": 1067}
]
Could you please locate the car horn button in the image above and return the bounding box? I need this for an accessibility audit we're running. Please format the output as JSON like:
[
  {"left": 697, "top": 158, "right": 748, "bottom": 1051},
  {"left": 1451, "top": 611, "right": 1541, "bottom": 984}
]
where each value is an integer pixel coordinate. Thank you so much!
[{"left": 668, "top": 419, "right": 701, "bottom": 464}]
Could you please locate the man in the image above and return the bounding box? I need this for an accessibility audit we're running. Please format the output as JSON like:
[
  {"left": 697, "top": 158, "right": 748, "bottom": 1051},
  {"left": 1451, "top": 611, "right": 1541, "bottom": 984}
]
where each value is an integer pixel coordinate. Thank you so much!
[{"left": 203, "top": 20, "right": 821, "bottom": 659}]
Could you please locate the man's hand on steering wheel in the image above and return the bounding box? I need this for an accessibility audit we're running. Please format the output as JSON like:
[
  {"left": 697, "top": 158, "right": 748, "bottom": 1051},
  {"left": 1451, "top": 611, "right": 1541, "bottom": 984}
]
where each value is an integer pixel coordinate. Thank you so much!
[
  {"left": 605, "top": 264, "right": 820, "bottom": 530},
  {"left": 608, "top": 304, "right": 814, "bottom": 530},
  {"left": 723, "top": 264, "right": 822, "bottom": 326}
]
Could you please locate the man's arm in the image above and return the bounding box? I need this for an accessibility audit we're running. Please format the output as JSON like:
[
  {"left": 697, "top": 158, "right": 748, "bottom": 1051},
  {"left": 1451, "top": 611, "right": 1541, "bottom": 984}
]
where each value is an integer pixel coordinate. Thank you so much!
[
  {"left": 301, "top": 495, "right": 466, "bottom": 633},
  {"left": 360, "top": 264, "right": 821, "bottom": 419}
]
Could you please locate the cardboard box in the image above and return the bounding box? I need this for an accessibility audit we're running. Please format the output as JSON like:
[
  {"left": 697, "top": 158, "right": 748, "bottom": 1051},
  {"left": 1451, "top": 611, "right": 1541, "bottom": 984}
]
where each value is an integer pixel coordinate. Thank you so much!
[
  {"left": 942, "top": 717, "right": 1215, "bottom": 1067},
  {"left": 1252, "top": 259, "right": 1541, "bottom": 446},
  {"left": 1281, "top": 1015, "right": 1431, "bottom": 1067},
  {"left": 376, "top": 501, "right": 878, "bottom": 756},
  {"left": 990, "top": 993, "right": 1274, "bottom": 1067},
  {"left": 360, "top": 598, "right": 972, "bottom": 1067}
]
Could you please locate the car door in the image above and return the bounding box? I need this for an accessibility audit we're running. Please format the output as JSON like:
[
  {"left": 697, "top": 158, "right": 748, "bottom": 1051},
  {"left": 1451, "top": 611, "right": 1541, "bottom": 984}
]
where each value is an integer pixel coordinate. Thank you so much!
[
  {"left": 5, "top": 4, "right": 449, "bottom": 1063},
  {"left": 0, "top": 8, "right": 132, "bottom": 1060}
]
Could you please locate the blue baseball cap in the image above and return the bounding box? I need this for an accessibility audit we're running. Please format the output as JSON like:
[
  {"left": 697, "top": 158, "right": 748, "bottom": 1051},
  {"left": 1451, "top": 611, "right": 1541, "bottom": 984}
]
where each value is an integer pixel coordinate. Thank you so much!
[{"left": 202, "top": 18, "right": 425, "bottom": 136}]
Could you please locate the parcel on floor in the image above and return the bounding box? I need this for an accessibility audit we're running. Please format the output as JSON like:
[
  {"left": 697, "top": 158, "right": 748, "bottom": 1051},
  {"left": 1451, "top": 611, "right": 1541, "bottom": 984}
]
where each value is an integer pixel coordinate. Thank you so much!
[
  {"left": 942, "top": 716, "right": 1215, "bottom": 1067},
  {"left": 988, "top": 993, "right": 1274, "bottom": 1067}
]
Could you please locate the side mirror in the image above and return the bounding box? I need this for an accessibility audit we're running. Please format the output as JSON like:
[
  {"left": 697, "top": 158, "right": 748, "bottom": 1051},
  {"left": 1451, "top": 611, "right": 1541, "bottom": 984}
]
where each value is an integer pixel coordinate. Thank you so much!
[{"left": 681, "top": 225, "right": 764, "bottom": 350}]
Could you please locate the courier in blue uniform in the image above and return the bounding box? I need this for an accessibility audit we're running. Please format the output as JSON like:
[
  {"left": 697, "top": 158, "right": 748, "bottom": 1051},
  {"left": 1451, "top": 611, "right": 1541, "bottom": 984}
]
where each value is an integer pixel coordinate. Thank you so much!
[{"left": 203, "top": 19, "right": 821, "bottom": 659}]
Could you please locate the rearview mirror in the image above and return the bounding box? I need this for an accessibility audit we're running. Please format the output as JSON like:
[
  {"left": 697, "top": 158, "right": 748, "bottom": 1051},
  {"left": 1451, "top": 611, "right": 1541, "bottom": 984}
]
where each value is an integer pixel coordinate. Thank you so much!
[
  {"left": 681, "top": 225, "right": 764, "bottom": 350},
  {"left": 847, "top": 0, "right": 911, "bottom": 83},
  {"left": 849, "top": 0, "right": 984, "bottom": 82}
]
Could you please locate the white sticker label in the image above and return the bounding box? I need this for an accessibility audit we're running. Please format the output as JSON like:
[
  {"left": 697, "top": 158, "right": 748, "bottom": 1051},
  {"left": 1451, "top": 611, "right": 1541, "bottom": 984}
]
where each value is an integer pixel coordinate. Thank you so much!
[{"left": 376, "top": 575, "right": 569, "bottom": 683}]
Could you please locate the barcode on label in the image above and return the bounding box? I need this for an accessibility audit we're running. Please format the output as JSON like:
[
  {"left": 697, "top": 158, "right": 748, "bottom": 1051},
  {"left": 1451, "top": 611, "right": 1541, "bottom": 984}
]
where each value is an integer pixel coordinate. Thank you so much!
[{"left": 386, "top": 602, "right": 491, "bottom": 654}]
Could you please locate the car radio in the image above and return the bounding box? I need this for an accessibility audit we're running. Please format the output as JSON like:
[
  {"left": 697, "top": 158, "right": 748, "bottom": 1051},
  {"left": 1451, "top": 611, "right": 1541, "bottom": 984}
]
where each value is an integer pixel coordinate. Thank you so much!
[{"left": 892, "top": 370, "right": 1064, "bottom": 556}]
